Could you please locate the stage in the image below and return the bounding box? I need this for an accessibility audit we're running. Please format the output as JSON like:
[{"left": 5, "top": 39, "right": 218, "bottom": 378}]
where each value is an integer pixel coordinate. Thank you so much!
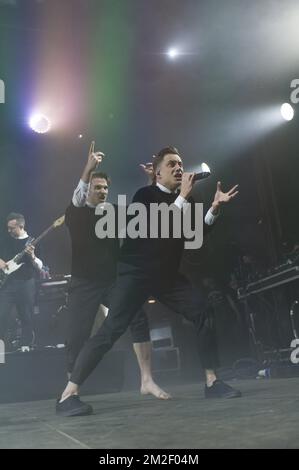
[{"left": 0, "top": 378, "right": 298, "bottom": 449}]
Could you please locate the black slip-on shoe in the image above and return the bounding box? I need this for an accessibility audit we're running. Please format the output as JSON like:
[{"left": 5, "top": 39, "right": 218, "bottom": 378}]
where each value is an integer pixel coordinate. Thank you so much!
[
  {"left": 56, "top": 395, "right": 93, "bottom": 417},
  {"left": 205, "top": 380, "right": 242, "bottom": 399}
]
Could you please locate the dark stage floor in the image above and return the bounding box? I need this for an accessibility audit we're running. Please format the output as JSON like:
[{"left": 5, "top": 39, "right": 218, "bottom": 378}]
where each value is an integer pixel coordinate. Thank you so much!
[{"left": 0, "top": 378, "right": 299, "bottom": 449}]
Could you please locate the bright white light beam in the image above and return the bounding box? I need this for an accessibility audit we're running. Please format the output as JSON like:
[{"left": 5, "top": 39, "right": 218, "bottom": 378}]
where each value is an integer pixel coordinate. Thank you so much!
[
  {"left": 29, "top": 114, "right": 51, "bottom": 134},
  {"left": 280, "top": 103, "right": 294, "bottom": 121}
]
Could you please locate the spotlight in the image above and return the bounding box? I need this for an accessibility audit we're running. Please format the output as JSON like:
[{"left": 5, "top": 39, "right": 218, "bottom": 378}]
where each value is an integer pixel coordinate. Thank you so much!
[
  {"left": 280, "top": 103, "right": 294, "bottom": 121},
  {"left": 29, "top": 114, "right": 51, "bottom": 134},
  {"left": 167, "top": 48, "right": 179, "bottom": 59},
  {"left": 78, "top": 134, "right": 83, "bottom": 139}
]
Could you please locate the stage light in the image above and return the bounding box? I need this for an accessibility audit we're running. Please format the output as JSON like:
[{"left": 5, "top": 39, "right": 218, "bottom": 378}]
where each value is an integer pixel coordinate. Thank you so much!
[
  {"left": 280, "top": 103, "right": 294, "bottom": 121},
  {"left": 29, "top": 114, "right": 51, "bottom": 134},
  {"left": 167, "top": 48, "right": 179, "bottom": 59},
  {"left": 78, "top": 134, "right": 83, "bottom": 139}
]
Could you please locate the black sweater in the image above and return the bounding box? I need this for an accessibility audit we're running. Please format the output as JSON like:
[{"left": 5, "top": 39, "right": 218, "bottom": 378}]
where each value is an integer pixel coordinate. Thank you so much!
[
  {"left": 120, "top": 185, "right": 212, "bottom": 278},
  {"left": 65, "top": 203, "right": 120, "bottom": 284}
]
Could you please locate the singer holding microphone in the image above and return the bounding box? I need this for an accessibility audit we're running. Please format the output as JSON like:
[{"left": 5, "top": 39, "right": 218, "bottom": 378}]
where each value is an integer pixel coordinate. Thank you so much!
[
  {"left": 58, "top": 146, "right": 241, "bottom": 416},
  {"left": 58, "top": 142, "right": 171, "bottom": 416}
]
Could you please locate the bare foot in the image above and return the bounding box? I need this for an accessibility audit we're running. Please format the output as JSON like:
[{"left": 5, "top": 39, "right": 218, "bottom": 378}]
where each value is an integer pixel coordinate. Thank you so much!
[
  {"left": 141, "top": 380, "right": 171, "bottom": 400},
  {"left": 59, "top": 392, "right": 78, "bottom": 403}
]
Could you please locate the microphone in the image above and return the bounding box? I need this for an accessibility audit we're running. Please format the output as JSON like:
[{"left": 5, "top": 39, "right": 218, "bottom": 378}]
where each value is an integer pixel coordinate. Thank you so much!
[{"left": 193, "top": 163, "right": 211, "bottom": 181}]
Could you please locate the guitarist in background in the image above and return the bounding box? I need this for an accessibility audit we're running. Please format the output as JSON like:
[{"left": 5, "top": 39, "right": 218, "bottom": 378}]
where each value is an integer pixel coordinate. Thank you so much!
[{"left": 0, "top": 213, "right": 43, "bottom": 348}]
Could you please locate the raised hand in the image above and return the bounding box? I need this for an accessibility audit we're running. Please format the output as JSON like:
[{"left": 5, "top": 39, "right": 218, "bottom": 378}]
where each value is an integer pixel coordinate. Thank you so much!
[
  {"left": 81, "top": 141, "right": 106, "bottom": 183},
  {"left": 86, "top": 141, "right": 105, "bottom": 172},
  {"left": 212, "top": 181, "right": 239, "bottom": 213},
  {"left": 140, "top": 161, "right": 154, "bottom": 183}
]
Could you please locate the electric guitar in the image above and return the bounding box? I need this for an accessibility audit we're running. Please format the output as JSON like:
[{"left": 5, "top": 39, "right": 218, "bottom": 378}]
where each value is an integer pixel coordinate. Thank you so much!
[{"left": 0, "top": 215, "right": 65, "bottom": 288}]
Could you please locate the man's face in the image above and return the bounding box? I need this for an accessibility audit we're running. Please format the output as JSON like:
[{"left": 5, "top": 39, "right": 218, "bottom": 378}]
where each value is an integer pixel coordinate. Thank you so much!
[
  {"left": 156, "top": 154, "right": 183, "bottom": 191},
  {"left": 7, "top": 219, "right": 23, "bottom": 238},
  {"left": 87, "top": 177, "right": 109, "bottom": 206}
]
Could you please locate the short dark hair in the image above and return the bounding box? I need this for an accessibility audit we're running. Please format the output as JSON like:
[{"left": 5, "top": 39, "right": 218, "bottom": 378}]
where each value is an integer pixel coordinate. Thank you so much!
[
  {"left": 7, "top": 212, "right": 25, "bottom": 227},
  {"left": 153, "top": 146, "right": 180, "bottom": 176},
  {"left": 90, "top": 171, "right": 111, "bottom": 185}
]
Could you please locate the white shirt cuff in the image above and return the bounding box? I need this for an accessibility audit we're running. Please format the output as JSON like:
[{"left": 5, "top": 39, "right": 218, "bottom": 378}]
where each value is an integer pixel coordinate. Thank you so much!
[
  {"left": 174, "top": 195, "right": 189, "bottom": 212},
  {"left": 204, "top": 207, "right": 219, "bottom": 225},
  {"left": 72, "top": 179, "right": 89, "bottom": 207},
  {"left": 33, "top": 257, "right": 43, "bottom": 270}
]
